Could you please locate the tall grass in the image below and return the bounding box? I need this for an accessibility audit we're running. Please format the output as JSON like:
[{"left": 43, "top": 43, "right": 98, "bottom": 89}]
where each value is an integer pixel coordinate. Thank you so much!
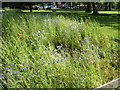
[{"left": 1, "top": 11, "right": 119, "bottom": 88}]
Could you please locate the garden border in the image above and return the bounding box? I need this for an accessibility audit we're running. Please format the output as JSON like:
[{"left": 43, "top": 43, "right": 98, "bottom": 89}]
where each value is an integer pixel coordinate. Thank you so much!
[{"left": 93, "top": 78, "right": 120, "bottom": 90}]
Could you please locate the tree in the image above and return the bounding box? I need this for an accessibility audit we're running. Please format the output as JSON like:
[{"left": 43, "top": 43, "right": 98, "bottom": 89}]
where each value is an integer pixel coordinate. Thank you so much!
[
  {"left": 55, "top": 2, "right": 59, "bottom": 8},
  {"left": 41, "top": 2, "right": 45, "bottom": 9},
  {"left": 92, "top": 2, "right": 99, "bottom": 15},
  {"left": 28, "top": 3, "right": 33, "bottom": 12},
  {"left": 23, "top": 2, "right": 35, "bottom": 12},
  {"left": 69, "top": 2, "right": 72, "bottom": 9},
  {"left": 85, "top": 2, "right": 92, "bottom": 13},
  {"left": 108, "top": 2, "right": 112, "bottom": 11},
  {"left": 117, "top": 1, "right": 120, "bottom": 9},
  {"left": 2, "top": 2, "right": 35, "bottom": 12},
  {"left": 104, "top": 2, "right": 108, "bottom": 10}
]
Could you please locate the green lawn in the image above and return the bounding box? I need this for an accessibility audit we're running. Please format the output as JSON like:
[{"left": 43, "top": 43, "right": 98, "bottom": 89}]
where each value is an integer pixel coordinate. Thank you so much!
[
  {"left": 21, "top": 9, "right": 119, "bottom": 14},
  {"left": 1, "top": 10, "right": 119, "bottom": 88},
  {"left": 99, "top": 11, "right": 119, "bottom": 14}
]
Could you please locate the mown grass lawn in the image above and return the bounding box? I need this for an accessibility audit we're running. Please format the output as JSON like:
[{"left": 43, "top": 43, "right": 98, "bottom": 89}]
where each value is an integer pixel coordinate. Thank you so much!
[
  {"left": 21, "top": 9, "right": 119, "bottom": 14},
  {"left": 1, "top": 10, "right": 119, "bottom": 88}
]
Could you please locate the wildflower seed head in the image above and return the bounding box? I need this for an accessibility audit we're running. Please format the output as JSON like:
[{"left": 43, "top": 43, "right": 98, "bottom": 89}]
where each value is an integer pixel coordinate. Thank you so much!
[
  {"left": 89, "top": 60, "right": 94, "bottom": 64},
  {"left": 42, "top": 61, "right": 45, "bottom": 65},
  {"left": 48, "top": 62, "right": 50, "bottom": 65},
  {"left": 57, "top": 44, "right": 62, "bottom": 50},
  {"left": 91, "top": 44, "right": 94, "bottom": 47}
]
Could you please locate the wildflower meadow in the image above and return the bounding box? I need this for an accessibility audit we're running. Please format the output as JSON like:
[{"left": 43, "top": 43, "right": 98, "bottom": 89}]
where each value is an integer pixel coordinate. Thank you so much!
[{"left": 0, "top": 10, "right": 119, "bottom": 88}]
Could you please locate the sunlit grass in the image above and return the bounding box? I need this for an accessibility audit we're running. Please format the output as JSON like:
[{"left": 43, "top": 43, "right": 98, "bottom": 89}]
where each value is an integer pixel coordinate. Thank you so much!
[
  {"left": 99, "top": 11, "right": 119, "bottom": 14},
  {"left": 21, "top": 9, "right": 119, "bottom": 14},
  {"left": 22, "top": 10, "right": 52, "bottom": 12}
]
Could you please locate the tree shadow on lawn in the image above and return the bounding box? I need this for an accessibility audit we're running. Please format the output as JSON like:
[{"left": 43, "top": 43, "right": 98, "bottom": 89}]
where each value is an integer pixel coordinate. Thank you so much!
[{"left": 88, "top": 14, "right": 120, "bottom": 30}]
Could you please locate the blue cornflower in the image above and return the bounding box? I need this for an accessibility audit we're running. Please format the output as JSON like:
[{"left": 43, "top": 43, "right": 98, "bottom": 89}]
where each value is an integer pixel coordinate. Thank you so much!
[
  {"left": 84, "top": 37, "right": 89, "bottom": 43},
  {"left": 102, "top": 52, "right": 105, "bottom": 55},
  {"left": 64, "top": 57, "right": 66, "bottom": 60},
  {"left": 92, "top": 51, "right": 94, "bottom": 55},
  {"left": 81, "top": 57, "right": 84, "bottom": 60},
  {"left": 80, "top": 41, "right": 83, "bottom": 45},
  {"left": 57, "top": 60, "right": 62, "bottom": 63},
  {"left": 84, "top": 39, "right": 87, "bottom": 43},
  {"left": 54, "top": 58, "right": 57, "bottom": 61},
  {"left": 4, "top": 67, "right": 8, "bottom": 71},
  {"left": 97, "top": 55, "right": 100, "bottom": 59},
  {"left": 12, "top": 71, "right": 18, "bottom": 75},
  {"left": 0, "top": 75, "right": 4, "bottom": 79},
  {"left": 73, "top": 49, "right": 77, "bottom": 53},
  {"left": 36, "top": 68, "right": 38, "bottom": 71},
  {"left": 11, "top": 63, "right": 14, "bottom": 67},
  {"left": 23, "top": 68, "right": 27, "bottom": 71}
]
